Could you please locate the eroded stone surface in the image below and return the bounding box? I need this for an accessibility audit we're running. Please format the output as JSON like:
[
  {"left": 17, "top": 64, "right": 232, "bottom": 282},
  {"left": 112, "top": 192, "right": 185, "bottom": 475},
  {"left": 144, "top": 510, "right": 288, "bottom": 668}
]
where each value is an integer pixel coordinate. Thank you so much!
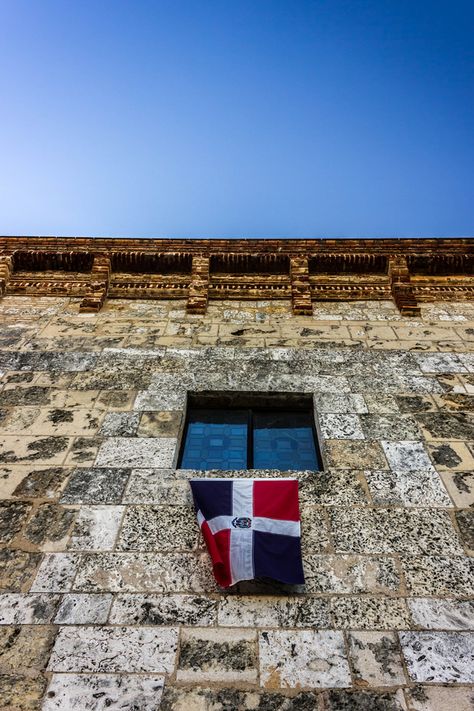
[
  {"left": 0, "top": 593, "right": 60, "bottom": 624},
  {"left": 400, "top": 631, "right": 474, "bottom": 683},
  {"left": 405, "top": 686, "right": 474, "bottom": 711},
  {"left": 304, "top": 555, "right": 400, "bottom": 594},
  {"left": 60, "top": 467, "right": 130, "bottom": 504},
  {"left": 259, "top": 629, "right": 350, "bottom": 688},
  {"left": 54, "top": 593, "right": 112, "bottom": 624},
  {"left": 218, "top": 595, "right": 331, "bottom": 628},
  {"left": 408, "top": 598, "right": 474, "bottom": 630},
  {"left": 401, "top": 555, "right": 474, "bottom": 596},
  {"left": 69, "top": 506, "right": 124, "bottom": 550},
  {"left": 329, "top": 507, "right": 462, "bottom": 555},
  {"left": 0, "top": 625, "right": 56, "bottom": 674},
  {"left": 347, "top": 631, "right": 406, "bottom": 686},
  {"left": 456, "top": 509, "right": 474, "bottom": 550},
  {"left": 42, "top": 674, "right": 164, "bottom": 711},
  {"left": 331, "top": 597, "right": 410, "bottom": 630},
  {"left": 0, "top": 502, "right": 31, "bottom": 543},
  {"left": 23, "top": 504, "right": 75, "bottom": 550},
  {"left": 95, "top": 437, "right": 177, "bottom": 468},
  {"left": 381, "top": 441, "right": 433, "bottom": 472},
  {"left": 30, "top": 553, "right": 79, "bottom": 593},
  {"left": 365, "top": 469, "right": 451, "bottom": 507},
  {"left": 159, "top": 687, "right": 321, "bottom": 711},
  {"left": 0, "top": 549, "right": 40, "bottom": 593},
  {"left": 116, "top": 505, "right": 197, "bottom": 551},
  {"left": 323, "top": 689, "right": 407, "bottom": 711},
  {"left": 0, "top": 673, "right": 48, "bottom": 711},
  {"left": 110, "top": 594, "right": 217, "bottom": 625},
  {"left": 177, "top": 628, "right": 257, "bottom": 682},
  {"left": 74, "top": 552, "right": 216, "bottom": 593},
  {"left": 98, "top": 412, "right": 140, "bottom": 437},
  {"left": 48, "top": 625, "right": 178, "bottom": 672}
]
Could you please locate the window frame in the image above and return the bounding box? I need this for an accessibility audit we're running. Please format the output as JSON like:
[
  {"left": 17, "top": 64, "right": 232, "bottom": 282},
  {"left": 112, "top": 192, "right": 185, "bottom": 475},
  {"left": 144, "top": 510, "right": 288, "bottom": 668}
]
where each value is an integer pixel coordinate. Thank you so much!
[{"left": 177, "top": 396, "right": 322, "bottom": 471}]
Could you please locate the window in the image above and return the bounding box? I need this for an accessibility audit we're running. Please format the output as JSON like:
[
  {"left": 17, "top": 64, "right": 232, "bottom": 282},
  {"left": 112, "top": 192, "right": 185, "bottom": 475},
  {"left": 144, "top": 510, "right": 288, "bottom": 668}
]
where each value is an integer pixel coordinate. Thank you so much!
[{"left": 178, "top": 394, "right": 321, "bottom": 471}]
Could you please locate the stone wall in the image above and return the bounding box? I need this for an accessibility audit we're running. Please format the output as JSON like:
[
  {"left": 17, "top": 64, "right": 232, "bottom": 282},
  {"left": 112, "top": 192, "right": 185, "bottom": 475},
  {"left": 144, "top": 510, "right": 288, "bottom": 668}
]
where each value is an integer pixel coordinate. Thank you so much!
[{"left": 0, "top": 295, "right": 473, "bottom": 711}]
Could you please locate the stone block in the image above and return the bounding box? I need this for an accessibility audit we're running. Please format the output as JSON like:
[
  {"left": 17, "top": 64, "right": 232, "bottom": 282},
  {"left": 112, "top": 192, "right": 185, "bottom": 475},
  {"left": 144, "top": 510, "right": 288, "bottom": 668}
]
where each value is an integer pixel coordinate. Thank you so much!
[
  {"left": 0, "top": 549, "right": 41, "bottom": 592},
  {"left": 116, "top": 505, "right": 197, "bottom": 551},
  {"left": 319, "top": 414, "right": 365, "bottom": 440},
  {"left": 42, "top": 674, "right": 164, "bottom": 711},
  {"left": 400, "top": 631, "right": 474, "bottom": 683},
  {"left": 401, "top": 555, "right": 474, "bottom": 596},
  {"left": 303, "top": 555, "right": 400, "bottom": 594},
  {"left": 381, "top": 441, "right": 433, "bottom": 472},
  {"left": 218, "top": 595, "right": 331, "bottom": 628},
  {"left": 365, "top": 469, "right": 451, "bottom": 506},
  {"left": 329, "top": 507, "right": 462, "bottom": 555},
  {"left": 60, "top": 467, "right": 130, "bottom": 504},
  {"left": 53, "top": 593, "right": 112, "bottom": 624},
  {"left": 95, "top": 437, "right": 177, "bottom": 468},
  {"left": 331, "top": 597, "right": 410, "bottom": 630},
  {"left": 177, "top": 628, "right": 257, "bottom": 683},
  {"left": 0, "top": 593, "right": 60, "bottom": 624},
  {"left": 347, "top": 631, "right": 406, "bottom": 686},
  {"left": 48, "top": 625, "right": 178, "bottom": 672},
  {"left": 408, "top": 598, "right": 474, "bottom": 630},
  {"left": 30, "top": 553, "right": 79, "bottom": 593},
  {"left": 259, "top": 629, "right": 350, "bottom": 689},
  {"left": 69, "top": 506, "right": 124, "bottom": 550},
  {"left": 110, "top": 594, "right": 217, "bottom": 625}
]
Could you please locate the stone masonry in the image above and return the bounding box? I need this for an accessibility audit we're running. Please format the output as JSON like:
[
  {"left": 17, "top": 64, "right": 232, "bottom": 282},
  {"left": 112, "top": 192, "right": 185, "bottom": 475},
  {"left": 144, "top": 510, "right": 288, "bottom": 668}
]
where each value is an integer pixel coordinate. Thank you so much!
[{"left": 0, "top": 294, "right": 473, "bottom": 710}]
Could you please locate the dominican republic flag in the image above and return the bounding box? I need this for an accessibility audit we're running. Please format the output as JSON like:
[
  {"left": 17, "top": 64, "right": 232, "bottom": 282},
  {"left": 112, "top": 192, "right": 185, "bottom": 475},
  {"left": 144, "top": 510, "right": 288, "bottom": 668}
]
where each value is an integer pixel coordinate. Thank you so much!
[{"left": 189, "top": 478, "right": 305, "bottom": 588}]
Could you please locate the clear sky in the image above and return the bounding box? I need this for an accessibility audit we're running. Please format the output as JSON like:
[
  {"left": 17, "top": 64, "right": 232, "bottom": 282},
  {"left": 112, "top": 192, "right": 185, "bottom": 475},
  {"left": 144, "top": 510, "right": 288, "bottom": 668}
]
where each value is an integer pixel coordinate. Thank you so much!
[{"left": 1, "top": 1, "right": 473, "bottom": 239}]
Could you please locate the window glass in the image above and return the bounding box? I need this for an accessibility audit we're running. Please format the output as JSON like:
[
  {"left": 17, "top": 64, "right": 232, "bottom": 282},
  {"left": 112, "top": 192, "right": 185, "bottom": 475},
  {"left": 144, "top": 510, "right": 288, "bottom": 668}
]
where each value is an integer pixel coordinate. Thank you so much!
[
  {"left": 253, "top": 411, "right": 319, "bottom": 470},
  {"left": 180, "top": 409, "right": 248, "bottom": 470},
  {"left": 179, "top": 404, "right": 321, "bottom": 471}
]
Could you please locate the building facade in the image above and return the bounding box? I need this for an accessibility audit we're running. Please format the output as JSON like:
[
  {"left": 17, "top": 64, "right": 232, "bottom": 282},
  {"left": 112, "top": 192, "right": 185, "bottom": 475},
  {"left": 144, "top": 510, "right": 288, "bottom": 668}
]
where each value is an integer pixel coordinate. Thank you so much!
[{"left": 0, "top": 237, "right": 473, "bottom": 710}]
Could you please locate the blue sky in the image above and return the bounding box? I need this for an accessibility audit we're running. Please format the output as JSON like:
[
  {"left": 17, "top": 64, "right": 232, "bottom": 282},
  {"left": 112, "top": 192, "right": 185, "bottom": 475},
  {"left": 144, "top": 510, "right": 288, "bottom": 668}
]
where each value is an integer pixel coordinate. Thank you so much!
[{"left": 0, "top": 1, "right": 473, "bottom": 238}]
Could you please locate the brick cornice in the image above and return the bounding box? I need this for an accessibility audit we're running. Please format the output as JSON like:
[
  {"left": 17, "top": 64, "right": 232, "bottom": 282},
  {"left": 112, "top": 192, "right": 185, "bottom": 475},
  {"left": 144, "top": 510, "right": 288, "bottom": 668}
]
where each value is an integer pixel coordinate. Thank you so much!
[{"left": 1, "top": 236, "right": 473, "bottom": 314}]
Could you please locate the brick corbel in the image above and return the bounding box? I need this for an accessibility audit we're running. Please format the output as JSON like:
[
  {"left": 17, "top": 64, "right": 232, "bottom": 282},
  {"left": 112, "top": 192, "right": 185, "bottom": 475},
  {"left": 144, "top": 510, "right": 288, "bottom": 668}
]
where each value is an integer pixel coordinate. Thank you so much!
[
  {"left": 388, "top": 255, "right": 420, "bottom": 316},
  {"left": 187, "top": 255, "right": 210, "bottom": 314},
  {"left": 0, "top": 255, "right": 12, "bottom": 296},
  {"left": 79, "top": 255, "right": 111, "bottom": 312},
  {"left": 290, "top": 256, "right": 313, "bottom": 315}
]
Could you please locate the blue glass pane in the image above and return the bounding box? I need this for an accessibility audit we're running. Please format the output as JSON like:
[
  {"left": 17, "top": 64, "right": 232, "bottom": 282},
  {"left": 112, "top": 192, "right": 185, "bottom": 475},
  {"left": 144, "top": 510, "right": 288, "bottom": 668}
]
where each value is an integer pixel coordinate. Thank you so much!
[
  {"left": 253, "top": 411, "right": 320, "bottom": 470},
  {"left": 180, "top": 409, "right": 248, "bottom": 469}
]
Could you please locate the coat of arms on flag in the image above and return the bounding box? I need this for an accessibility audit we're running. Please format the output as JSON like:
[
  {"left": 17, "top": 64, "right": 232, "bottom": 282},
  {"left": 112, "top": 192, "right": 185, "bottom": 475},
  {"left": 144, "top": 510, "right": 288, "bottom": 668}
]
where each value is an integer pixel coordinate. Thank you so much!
[{"left": 189, "top": 478, "right": 305, "bottom": 588}]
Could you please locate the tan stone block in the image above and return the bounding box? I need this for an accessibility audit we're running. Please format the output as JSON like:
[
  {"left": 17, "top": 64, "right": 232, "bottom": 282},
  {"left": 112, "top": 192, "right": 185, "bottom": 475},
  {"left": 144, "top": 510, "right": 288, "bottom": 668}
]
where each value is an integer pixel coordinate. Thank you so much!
[
  {"left": 0, "top": 626, "right": 56, "bottom": 675},
  {"left": 349, "top": 325, "right": 397, "bottom": 341},
  {"left": 392, "top": 326, "right": 458, "bottom": 341},
  {"left": 426, "top": 441, "right": 474, "bottom": 471},
  {"left": 324, "top": 440, "right": 388, "bottom": 469},
  {"left": 0, "top": 436, "right": 71, "bottom": 466},
  {"left": 137, "top": 411, "right": 183, "bottom": 438},
  {"left": 0, "top": 673, "right": 48, "bottom": 711}
]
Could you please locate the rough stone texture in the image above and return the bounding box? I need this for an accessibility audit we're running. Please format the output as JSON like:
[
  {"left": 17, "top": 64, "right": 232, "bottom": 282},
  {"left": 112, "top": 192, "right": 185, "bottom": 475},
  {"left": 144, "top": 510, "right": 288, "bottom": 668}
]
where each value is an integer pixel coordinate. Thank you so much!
[
  {"left": 259, "top": 629, "right": 350, "bottom": 688},
  {"left": 0, "top": 294, "right": 473, "bottom": 707},
  {"left": 48, "top": 626, "right": 178, "bottom": 672},
  {"left": 347, "top": 631, "right": 406, "bottom": 686},
  {"left": 400, "top": 631, "right": 474, "bottom": 683},
  {"left": 42, "top": 675, "right": 164, "bottom": 711},
  {"left": 408, "top": 598, "right": 474, "bottom": 630},
  {"left": 177, "top": 628, "right": 257, "bottom": 682},
  {"left": 60, "top": 467, "right": 130, "bottom": 503}
]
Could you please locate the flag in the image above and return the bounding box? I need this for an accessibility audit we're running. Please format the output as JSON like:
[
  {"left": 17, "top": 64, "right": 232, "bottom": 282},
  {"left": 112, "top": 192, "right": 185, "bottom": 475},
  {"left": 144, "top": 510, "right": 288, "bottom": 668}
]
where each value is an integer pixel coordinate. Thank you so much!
[{"left": 189, "top": 478, "right": 305, "bottom": 587}]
